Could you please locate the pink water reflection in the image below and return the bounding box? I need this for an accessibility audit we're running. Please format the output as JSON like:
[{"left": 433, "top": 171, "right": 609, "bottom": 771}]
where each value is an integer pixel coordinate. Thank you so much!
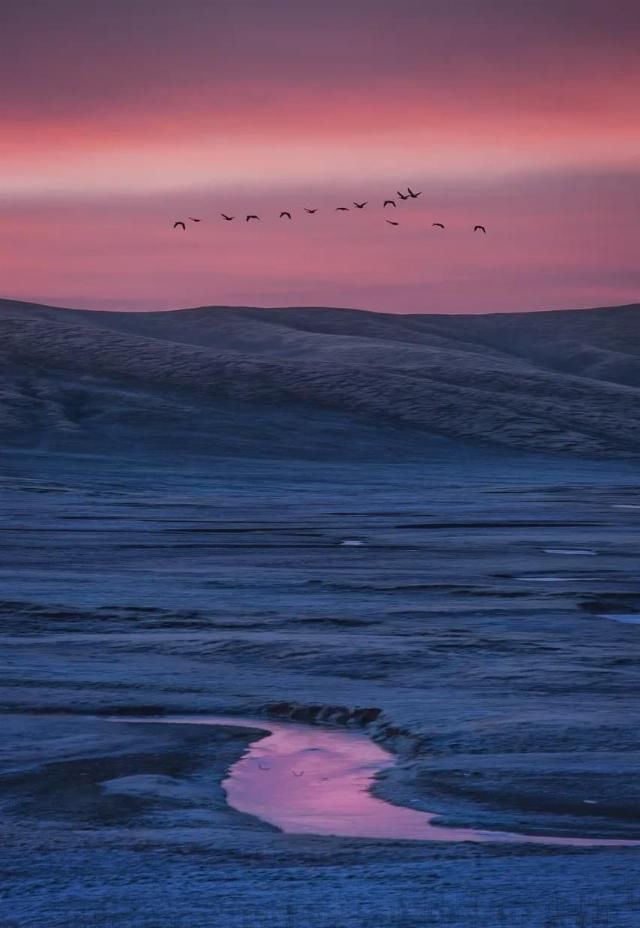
[{"left": 128, "top": 716, "right": 639, "bottom": 846}]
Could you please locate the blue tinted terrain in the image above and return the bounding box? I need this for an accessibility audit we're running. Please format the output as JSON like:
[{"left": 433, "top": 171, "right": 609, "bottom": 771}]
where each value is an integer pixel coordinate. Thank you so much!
[{"left": 2, "top": 448, "right": 640, "bottom": 927}]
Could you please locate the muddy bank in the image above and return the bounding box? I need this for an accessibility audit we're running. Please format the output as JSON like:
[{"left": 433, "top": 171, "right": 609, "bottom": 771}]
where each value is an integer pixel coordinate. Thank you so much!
[{"left": 0, "top": 714, "right": 265, "bottom": 833}]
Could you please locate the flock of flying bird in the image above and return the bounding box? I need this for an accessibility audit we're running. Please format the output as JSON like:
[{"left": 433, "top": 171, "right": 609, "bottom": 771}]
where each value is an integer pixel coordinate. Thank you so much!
[{"left": 172, "top": 186, "right": 487, "bottom": 233}]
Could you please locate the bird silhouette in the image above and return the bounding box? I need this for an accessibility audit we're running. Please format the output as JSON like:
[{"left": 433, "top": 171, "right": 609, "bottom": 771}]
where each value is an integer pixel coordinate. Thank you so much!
[
  {"left": 335, "top": 206, "right": 350, "bottom": 212},
  {"left": 407, "top": 187, "right": 422, "bottom": 198},
  {"left": 353, "top": 201, "right": 368, "bottom": 209},
  {"left": 386, "top": 220, "right": 400, "bottom": 226},
  {"left": 258, "top": 762, "right": 271, "bottom": 771},
  {"left": 280, "top": 211, "right": 292, "bottom": 220},
  {"left": 383, "top": 199, "right": 396, "bottom": 208},
  {"left": 474, "top": 225, "right": 487, "bottom": 233},
  {"left": 432, "top": 222, "right": 445, "bottom": 229},
  {"left": 397, "top": 191, "right": 410, "bottom": 200},
  {"left": 304, "top": 208, "right": 318, "bottom": 214},
  {"left": 221, "top": 213, "right": 235, "bottom": 221},
  {"left": 188, "top": 217, "right": 201, "bottom": 222},
  {"left": 246, "top": 214, "right": 260, "bottom": 222},
  {"left": 173, "top": 221, "right": 186, "bottom": 230},
  {"left": 291, "top": 770, "right": 304, "bottom": 777}
]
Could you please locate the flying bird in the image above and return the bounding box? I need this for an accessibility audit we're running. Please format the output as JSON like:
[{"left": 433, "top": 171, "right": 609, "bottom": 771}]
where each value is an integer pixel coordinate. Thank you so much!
[
  {"left": 221, "top": 213, "right": 235, "bottom": 221},
  {"left": 173, "top": 221, "right": 186, "bottom": 230},
  {"left": 407, "top": 187, "right": 422, "bottom": 199},
  {"left": 383, "top": 200, "right": 396, "bottom": 208},
  {"left": 188, "top": 217, "right": 201, "bottom": 222},
  {"left": 397, "top": 191, "right": 410, "bottom": 200},
  {"left": 474, "top": 225, "right": 487, "bottom": 233},
  {"left": 258, "top": 762, "right": 271, "bottom": 771},
  {"left": 280, "top": 211, "right": 292, "bottom": 220},
  {"left": 304, "top": 208, "right": 318, "bottom": 214},
  {"left": 335, "top": 206, "right": 350, "bottom": 212},
  {"left": 386, "top": 220, "right": 399, "bottom": 226},
  {"left": 432, "top": 222, "right": 445, "bottom": 229},
  {"left": 291, "top": 770, "right": 304, "bottom": 777},
  {"left": 246, "top": 214, "right": 260, "bottom": 222},
  {"left": 353, "top": 201, "right": 368, "bottom": 209}
]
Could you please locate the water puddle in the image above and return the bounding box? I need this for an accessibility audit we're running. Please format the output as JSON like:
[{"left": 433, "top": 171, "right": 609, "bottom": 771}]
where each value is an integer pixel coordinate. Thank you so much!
[
  {"left": 117, "top": 715, "right": 639, "bottom": 846},
  {"left": 543, "top": 549, "right": 598, "bottom": 556},
  {"left": 600, "top": 614, "right": 640, "bottom": 625}
]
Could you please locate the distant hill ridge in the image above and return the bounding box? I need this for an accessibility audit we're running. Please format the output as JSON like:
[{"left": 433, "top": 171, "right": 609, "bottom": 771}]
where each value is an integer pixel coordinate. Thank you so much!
[{"left": 0, "top": 298, "right": 638, "bottom": 456}]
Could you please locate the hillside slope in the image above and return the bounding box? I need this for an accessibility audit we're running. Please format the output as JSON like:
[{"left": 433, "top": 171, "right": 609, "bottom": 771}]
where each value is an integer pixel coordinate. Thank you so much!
[{"left": 0, "top": 299, "right": 639, "bottom": 457}]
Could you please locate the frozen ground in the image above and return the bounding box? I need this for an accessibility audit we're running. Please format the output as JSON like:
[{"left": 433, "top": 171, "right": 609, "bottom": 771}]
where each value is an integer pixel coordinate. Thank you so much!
[{"left": 1, "top": 447, "right": 640, "bottom": 927}]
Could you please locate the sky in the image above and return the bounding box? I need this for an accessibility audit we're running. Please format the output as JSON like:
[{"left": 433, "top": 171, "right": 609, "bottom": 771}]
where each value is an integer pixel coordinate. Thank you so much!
[{"left": 2, "top": 0, "right": 639, "bottom": 314}]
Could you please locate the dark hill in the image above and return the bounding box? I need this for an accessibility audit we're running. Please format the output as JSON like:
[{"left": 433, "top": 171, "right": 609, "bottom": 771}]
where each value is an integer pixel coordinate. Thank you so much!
[{"left": 1, "top": 299, "right": 638, "bottom": 457}]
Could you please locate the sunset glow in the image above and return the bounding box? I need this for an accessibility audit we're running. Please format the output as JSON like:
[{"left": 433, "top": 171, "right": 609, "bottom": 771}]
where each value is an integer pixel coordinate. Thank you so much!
[{"left": 2, "top": 0, "right": 639, "bottom": 312}]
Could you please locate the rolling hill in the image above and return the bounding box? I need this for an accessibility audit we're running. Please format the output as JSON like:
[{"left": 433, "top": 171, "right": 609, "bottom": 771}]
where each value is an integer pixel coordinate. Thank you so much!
[{"left": 1, "top": 299, "right": 639, "bottom": 457}]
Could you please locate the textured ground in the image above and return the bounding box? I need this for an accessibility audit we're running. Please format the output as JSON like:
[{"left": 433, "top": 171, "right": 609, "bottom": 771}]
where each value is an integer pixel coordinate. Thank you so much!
[
  {"left": 1, "top": 299, "right": 640, "bottom": 456},
  {"left": 1, "top": 448, "right": 640, "bottom": 926}
]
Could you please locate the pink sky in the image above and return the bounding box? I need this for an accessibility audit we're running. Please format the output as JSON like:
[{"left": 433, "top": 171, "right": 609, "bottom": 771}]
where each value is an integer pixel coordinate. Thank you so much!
[{"left": 2, "top": 0, "right": 639, "bottom": 313}]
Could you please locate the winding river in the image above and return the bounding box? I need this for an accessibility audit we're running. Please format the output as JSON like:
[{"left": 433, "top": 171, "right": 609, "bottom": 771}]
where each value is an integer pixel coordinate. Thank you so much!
[{"left": 120, "top": 715, "right": 638, "bottom": 846}]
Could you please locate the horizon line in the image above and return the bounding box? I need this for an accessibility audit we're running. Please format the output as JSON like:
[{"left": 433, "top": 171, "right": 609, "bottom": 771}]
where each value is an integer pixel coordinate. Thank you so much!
[{"left": 0, "top": 295, "right": 639, "bottom": 320}]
